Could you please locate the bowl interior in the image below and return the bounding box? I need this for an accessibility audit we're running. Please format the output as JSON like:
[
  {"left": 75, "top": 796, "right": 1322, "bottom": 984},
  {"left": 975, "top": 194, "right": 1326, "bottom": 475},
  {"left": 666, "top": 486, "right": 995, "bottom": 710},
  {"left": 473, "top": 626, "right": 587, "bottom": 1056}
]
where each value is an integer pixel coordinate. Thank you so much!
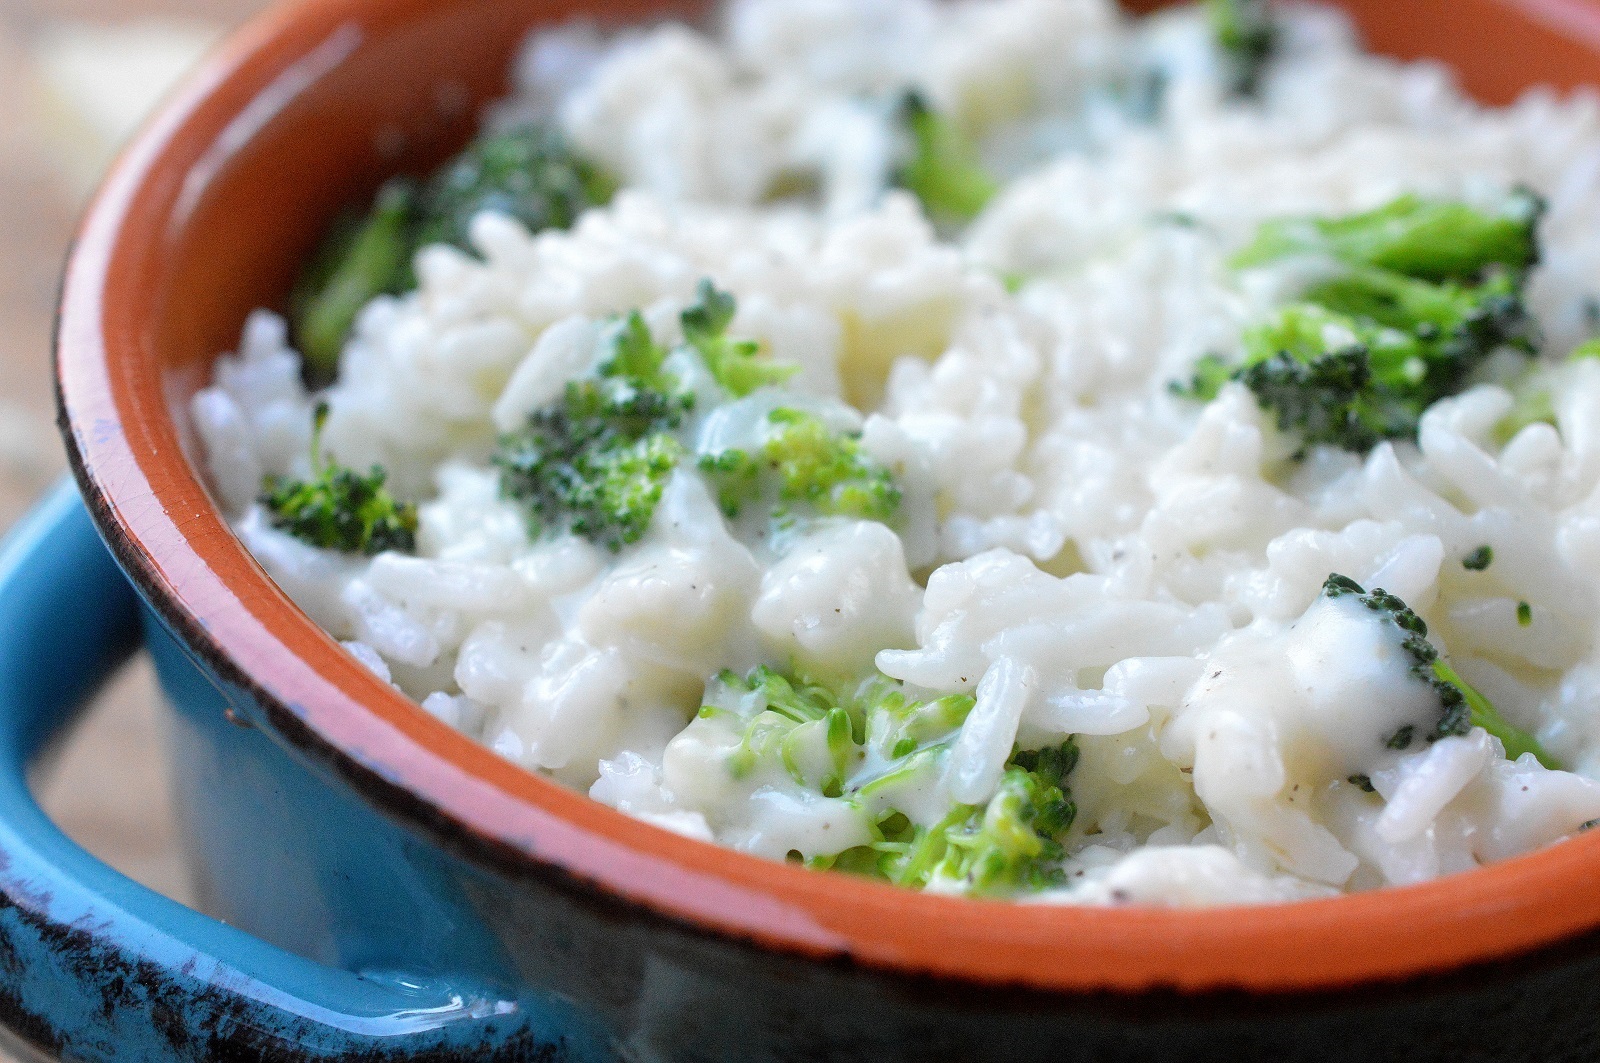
[
  {"left": 150, "top": 0, "right": 1600, "bottom": 471},
  {"left": 57, "top": 0, "right": 1600, "bottom": 995}
]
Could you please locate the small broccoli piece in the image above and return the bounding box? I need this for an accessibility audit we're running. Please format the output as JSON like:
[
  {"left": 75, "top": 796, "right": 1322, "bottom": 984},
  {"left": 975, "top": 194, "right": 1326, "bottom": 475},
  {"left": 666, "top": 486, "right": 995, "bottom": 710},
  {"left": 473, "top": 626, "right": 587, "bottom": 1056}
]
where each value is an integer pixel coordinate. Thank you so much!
[
  {"left": 291, "top": 181, "right": 420, "bottom": 381},
  {"left": 495, "top": 314, "right": 691, "bottom": 551},
  {"left": 1206, "top": 0, "right": 1277, "bottom": 97},
  {"left": 1323, "top": 573, "right": 1470, "bottom": 743},
  {"left": 680, "top": 280, "right": 798, "bottom": 397},
  {"left": 701, "top": 667, "right": 1078, "bottom": 896},
  {"left": 709, "top": 667, "right": 863, "bottom": 796},
  {"left": 1171, "top": 352, "right": 1237, "bottom": 402},
  {"left": 1462, "top": 545, "right": 1494, "bottom": 571},
  {"left": 764, "top": 409, "right": 901, "bottom": 519},
  {"left": 1517, "top": 601, "right": 1533, "bottom": 627},
  {"left": 867, "top": 682, "right": 982, "bottom": 761},
  {"left": 1494, "top": 339, "right": 1600, "bottom": 442},
  {"left": 701, "top": 409, "right": 901, "bottom": 523},
  {"left": 1430, "top": 659, "right": 1551, "bottom": 766},
  {"left": 1181, "top": 193, "right": 1544, "bottom": 453},
  {"left": 261, "top": 403, "right": 417, "bottom": 555},
  {"left": 882, "top": 741, "right": 1079, "bottom": 895},
  {"left": 1494, "top": 386, "right": 1556, "bottom": 446},
  {"left": 599, "top": 310, "right": 679, "bottom": 394},
  {"left": 414, "top": 125, "right": 616, "bottom": 252},
  {"left": 290, "top": 124, "right": 613, "bottom": 381},
  {"left": 1305, "top": 268, "right": 1537, "bottom": 394},
  {"left": 1321, "top": 574, "right": 1555, "bottom": 766},
  {"left": 892, "top": 91, "right": 999, "bottom": 224},
  {"left": 563, "top": 433, "right": 684, "bottom": 547},
  {"left": 1188, "top": 303, "right": 1409, "bottom": 450},
  {"left": 1236, "top": 330, "right": 1381, "bottom": 452},
  {"left": 1231, "top": 189, "right": 1544, "bottom": 281}
]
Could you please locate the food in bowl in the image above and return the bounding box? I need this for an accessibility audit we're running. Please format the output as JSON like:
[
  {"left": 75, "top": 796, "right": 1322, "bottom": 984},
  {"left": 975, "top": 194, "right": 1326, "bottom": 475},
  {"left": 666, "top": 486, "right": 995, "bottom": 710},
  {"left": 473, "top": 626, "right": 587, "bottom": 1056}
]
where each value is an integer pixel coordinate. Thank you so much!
[{"left": 191, "top": 0, "right": 1600, "bottom": 905}]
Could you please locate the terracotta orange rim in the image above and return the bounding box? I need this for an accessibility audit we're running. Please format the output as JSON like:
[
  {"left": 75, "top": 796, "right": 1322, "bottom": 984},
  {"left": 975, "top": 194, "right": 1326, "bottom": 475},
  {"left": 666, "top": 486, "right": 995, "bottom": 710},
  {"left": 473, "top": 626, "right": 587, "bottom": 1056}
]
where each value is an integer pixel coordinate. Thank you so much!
[{"left": 53, "top": 0, "right": 1600, "bottom": 997}]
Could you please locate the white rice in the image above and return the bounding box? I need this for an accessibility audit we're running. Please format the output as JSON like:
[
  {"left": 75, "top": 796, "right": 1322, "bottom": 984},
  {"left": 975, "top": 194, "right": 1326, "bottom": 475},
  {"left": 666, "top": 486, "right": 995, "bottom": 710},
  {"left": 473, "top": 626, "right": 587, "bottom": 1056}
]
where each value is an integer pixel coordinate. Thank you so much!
[{"left": 193, "top": 0, "right": 1600, "bottom": 905}]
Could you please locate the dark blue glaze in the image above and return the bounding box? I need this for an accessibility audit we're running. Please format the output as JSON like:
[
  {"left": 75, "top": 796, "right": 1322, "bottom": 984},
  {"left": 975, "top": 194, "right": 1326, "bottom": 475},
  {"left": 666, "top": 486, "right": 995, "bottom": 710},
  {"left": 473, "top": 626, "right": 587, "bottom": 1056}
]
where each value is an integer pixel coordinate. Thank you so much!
[
  {"left": 0, "top": 481, "right": 610, "bottom": 1062},
  {"left": 8, "top": 481, "right": 1600, "bottom": 1062}
]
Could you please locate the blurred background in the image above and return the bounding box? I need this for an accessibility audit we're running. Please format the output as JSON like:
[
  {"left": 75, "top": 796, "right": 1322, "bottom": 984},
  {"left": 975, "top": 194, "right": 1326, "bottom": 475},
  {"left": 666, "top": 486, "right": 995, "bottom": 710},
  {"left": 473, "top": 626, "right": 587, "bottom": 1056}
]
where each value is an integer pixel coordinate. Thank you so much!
[{"left": 0, "top": 0, "right": 273, "bottom": 986}]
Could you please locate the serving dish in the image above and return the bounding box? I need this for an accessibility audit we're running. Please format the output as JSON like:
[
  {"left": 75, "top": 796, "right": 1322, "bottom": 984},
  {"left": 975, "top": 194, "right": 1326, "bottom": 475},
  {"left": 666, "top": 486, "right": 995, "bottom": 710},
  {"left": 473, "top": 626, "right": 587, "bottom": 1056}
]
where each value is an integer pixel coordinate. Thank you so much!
[{"left": 4, "top": 0, "right": 1600, "bottom": 1059}]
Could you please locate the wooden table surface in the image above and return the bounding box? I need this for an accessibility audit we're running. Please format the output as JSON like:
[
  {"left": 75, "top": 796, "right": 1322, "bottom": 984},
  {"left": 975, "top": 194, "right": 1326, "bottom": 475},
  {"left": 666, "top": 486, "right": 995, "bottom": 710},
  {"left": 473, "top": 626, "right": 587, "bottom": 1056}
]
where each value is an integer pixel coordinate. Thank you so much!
[{"left": 0, "top": 4, "right": 272, "bottom": 1055}]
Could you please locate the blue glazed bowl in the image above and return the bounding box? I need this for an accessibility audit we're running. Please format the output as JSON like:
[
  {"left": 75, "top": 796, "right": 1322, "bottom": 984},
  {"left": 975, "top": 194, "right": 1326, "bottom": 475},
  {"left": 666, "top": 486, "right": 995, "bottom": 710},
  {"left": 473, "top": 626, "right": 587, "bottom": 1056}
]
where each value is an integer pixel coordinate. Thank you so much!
[{"left": 16, "top": 0, "right": 1600, "bottom": 1059}]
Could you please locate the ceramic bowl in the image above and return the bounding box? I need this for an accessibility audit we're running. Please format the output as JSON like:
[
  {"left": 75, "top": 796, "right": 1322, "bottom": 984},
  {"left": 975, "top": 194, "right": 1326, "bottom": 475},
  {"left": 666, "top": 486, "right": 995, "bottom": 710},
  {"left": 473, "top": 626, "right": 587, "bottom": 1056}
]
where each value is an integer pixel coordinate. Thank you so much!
[{"left": 7, "top": 0, "right": 1600, "bottom": 1059}]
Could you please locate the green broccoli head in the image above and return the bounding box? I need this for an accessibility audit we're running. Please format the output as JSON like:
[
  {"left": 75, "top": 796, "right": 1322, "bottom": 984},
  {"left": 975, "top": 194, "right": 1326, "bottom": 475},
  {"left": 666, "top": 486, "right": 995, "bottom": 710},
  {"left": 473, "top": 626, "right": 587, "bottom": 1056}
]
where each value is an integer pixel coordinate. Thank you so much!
[
  {"left": 414, "top": 125, "right": 617, "bottom": 251},
  {"left": 1206, "top": 0, "right": 1278, "bottom": 97},
  {"left": 699, "top": 666, "right": 1079, "bottom": 896},
  {"left": 763, "top": 409, "right": 901, "bottom": 518},
  {"left": 291, "top": 123, "right": 615, "bottom": 379},
  {"left": 929, "top": 756, "right": 1078, "bottom": 893},
  {"left": 680, "top": 280, "right": 798, "bottom": 398},
  {"left": 1231, "top": 188, "right": 1544, "bottom": 281},
  {"left": 708, "top": 667, "right": 864, "bottom": 797},
  {"left": 1180, "top": 191, "right": 1545, "bottom": 453},
  {"left": 1237, "top": 312, "right": 1388, "bottom": 451},
  {"left": 290, "top": 180, "right": 421, "bottom": 381},
  {"left": 699, "top": 408, "right": 902, "bottom": 523},
  {"left": 495, "top": 314, "right": 692, "bottom": 551},
  {"left": 260, "top": 403, "right": 418, "bottom": 555},
  {"left": 892, "top": 91, "right": 1000, "bottom": 224},
  {"left": 1320, "top": 573, "right": 1555, "bottom": 766}
]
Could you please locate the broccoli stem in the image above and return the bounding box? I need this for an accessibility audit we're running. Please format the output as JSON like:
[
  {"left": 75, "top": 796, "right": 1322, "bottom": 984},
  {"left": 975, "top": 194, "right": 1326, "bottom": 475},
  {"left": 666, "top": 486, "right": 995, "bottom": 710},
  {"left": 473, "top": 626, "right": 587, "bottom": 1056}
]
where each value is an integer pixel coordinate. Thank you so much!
[
  {"left": 1432, "top": 659, "right": 1555, "bottom": 768},
  {"left": 1179, "top": 190, "right": 1546, "bottom": 454},
  {"left": 290, "top": 125, "right": 615, "bottom": 381},
  {"left": 705, "top": 666, "right": 1079, "bottom": 896},
  {"left": 1205, "top": 0, "right": 1277, "bottom": 97},
  {"left": 291, "top": 181, "right": 419, "bottom": 381},
  {"left": 892, "top": 92, "right": 999, "bottom": 224}
]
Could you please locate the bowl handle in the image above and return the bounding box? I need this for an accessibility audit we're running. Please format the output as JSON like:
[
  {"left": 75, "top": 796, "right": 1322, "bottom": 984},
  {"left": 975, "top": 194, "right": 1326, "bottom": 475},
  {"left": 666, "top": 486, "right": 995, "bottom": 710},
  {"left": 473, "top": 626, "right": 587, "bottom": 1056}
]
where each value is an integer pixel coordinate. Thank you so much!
[{"left": 0, "top": 479, "right": 605, "bottom": 1063}]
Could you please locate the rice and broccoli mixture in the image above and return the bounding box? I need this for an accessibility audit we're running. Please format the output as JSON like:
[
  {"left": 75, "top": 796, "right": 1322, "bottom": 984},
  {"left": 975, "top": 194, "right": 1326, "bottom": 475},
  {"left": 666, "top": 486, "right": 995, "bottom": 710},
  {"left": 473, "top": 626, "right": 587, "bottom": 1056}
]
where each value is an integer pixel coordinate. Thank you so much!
[{"left": 192, "top": 0, "right": 1600, "bottom": 905}]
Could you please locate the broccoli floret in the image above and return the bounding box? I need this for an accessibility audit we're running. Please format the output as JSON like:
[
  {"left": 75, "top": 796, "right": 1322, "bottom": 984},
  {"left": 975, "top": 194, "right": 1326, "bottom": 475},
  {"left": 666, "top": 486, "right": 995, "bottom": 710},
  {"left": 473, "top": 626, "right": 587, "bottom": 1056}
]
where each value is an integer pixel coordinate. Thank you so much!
[
  {"left": 413, "top": 125, "right": 616, "bottom": 252},
  {"left": 878, "top": 740, "right": 1079, "bottom": 894},
  {"left": 291, "top": 124, "right": 614, "bottom": 379},
  {"left": 699, "top": 409, "right": 902, "bottom": 523},
  {"left": 1571, "top": 338, "right": 1600, "bottom": 361},
  {"left": 1306, "top": 268, "right": 1537, "bottom": 394},
  {"left": 942, "top": 753, "right": 1079, "bottom": 890},
  {"left": 764, "top": 409, "right": 901, "bottom": 519},
  {"left": 709, "top": 668, "right": 865, "bottom": 797},
  {"left": 701, "top": 667, "right": 1079, "bottom": 895},
  {"left": 1321, "top": 574, "right": 1555, "bottom": 767},
  {"left": 1462, "top": 545, "right": 1494, "bottom": 571},
  {"left": 1178, "top": 304, "right": 1406, "bottom": 451},
  {"left": 1236, "top": 320, "right": 1383, "bottom": 452},
  {"left": 290, "top": 181, "right": 420, "bottom": 381},
  {"left": 1172, "top": 352, "right": 1237, "bottom": 402},
  {"left": 494, "top": 282, "right": 840, "bottom": 548},
  {"left": 892, "top": 91, "right": 999, "bottom": 224},
  {"left": 261, "top": 402, "right": 417, "bottom": 555},
  {"left": 1206, "top": 0, "right": 1277, "bottom": 97},
  {"left": 1227, "top": 279, "right": 1535, "bottom": 452},
  {"left": 1493, "top": 338, "right": 1600, "bottom": 443},
  {"left": 1231, "top": 189, "right": 1544, "bottom": 281},
  {"left": 494, "top": 314, "right": 691, "bottom": 551},
  {"left": 1181, "top": 192, "right": 1545, "bottom": 452},
  {"left": 680, "top": 280, "right": 798, "bottom": 397}
]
